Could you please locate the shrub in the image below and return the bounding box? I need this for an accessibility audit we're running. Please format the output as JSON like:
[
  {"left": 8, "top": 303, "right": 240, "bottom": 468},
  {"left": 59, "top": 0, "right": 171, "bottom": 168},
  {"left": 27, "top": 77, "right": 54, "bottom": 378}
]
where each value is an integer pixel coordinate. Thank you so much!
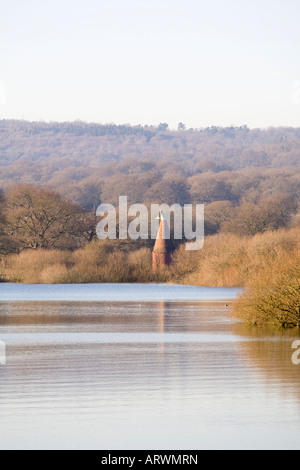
[
  {"left": 0, "top": 242, "right": 168, "bottom": 284},
  {"left": 0, "top": 249, "right": 72, "bottom": 283},
  {"left": 233, "top": 254, "right": 300, "bottom": 327},
  {"left": 172, "top": 228, "right": 300, "bottom": 288}
]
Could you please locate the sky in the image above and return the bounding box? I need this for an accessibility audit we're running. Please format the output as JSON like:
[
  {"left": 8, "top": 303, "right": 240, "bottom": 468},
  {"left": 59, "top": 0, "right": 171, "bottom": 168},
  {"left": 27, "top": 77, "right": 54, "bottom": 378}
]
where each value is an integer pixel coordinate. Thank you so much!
[{"left": 0, "top": 0, "right": 300, "bottom": 129}]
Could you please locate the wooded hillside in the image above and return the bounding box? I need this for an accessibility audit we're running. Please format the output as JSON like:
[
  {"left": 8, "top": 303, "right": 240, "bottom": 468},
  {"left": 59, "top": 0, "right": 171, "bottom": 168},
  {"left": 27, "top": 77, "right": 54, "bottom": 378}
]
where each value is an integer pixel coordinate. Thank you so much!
[{"left": 1, "top": 120, "right": 300, "bottom": 210}]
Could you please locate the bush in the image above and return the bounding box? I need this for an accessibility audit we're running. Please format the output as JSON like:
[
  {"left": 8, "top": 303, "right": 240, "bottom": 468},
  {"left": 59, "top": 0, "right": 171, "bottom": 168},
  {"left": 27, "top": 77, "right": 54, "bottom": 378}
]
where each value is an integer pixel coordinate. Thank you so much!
[
  {"left": 233, "top": 254, "right": 300, "bottom": 327},
  {"left": 0, "top": 241, "right": 168, "bottom": 284},
  {"left": 0, "top": 249, "right": 72, "bottom": 283},
  {"left": 171, "top": 233, "right": 249, "bottom": 287},
  {"left": 171, "top": 228, "right": 300, "bottom": 288}
]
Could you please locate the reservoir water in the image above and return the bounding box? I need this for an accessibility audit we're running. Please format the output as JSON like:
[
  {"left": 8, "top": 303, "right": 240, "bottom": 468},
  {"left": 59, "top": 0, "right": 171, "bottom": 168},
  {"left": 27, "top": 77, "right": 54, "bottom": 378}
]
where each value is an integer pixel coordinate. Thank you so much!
[{"left": 0, "top": 284, "right": 299, "bottom": 450}]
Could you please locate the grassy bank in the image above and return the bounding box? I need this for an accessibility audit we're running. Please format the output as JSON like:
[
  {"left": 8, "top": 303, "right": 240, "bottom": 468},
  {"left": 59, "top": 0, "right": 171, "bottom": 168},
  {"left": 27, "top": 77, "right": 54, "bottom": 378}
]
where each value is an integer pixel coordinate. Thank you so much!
[
  {"left": 0, "top": 227, "right": 299, "bottom": 286},
  {"left": 171, "top": 228, "right": 300, "bottom": 287},
  {"left": 0, "top": 242, "right": 168, "bottom": 284}
]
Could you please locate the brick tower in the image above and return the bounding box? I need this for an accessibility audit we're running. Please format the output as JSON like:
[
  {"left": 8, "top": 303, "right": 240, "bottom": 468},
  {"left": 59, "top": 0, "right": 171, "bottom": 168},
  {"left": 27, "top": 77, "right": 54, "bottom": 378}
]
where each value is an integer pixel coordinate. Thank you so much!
[{"left": 152, "top": 211, "right": 173, "bottom": 271}]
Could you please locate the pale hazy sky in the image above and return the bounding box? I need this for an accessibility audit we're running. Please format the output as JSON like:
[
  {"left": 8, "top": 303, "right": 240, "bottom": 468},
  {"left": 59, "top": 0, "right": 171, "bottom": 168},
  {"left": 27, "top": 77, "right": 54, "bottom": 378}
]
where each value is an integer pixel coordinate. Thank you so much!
[{"left": 1, "top": 0, "right": 300, "bottom": 128}]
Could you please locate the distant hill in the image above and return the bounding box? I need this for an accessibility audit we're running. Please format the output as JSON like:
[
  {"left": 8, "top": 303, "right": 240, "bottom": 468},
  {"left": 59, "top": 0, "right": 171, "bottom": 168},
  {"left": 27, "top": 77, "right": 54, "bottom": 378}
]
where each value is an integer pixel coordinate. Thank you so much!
[{"left": 1, "top": 120, "right": 300, "bottom": 209}]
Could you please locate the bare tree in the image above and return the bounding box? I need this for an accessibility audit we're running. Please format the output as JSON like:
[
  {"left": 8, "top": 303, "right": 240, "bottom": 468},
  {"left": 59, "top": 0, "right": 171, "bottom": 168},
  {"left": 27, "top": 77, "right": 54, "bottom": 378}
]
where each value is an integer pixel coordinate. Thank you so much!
[
  {"left": 221, "top": 194, "right": 297, "bottom": 236},
  {"left": 5, "top": 185, "right": 90, "bottom": 250}
]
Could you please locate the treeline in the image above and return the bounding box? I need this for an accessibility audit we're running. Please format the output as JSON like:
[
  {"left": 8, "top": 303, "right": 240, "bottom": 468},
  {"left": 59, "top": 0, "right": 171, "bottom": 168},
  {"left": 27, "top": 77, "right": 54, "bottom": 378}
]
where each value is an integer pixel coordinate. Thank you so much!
[
  {"left": 0, "top": 182, "right": 299, "bottom": 257},
  {"left": 0, "top": 182, "right": 299, "bottom": 283},
  {"left": 2, "top": 202, "right": 299, "bottom": 289},
  {"left": 1, "top": 120, "right": 300, "bottom": 212}
]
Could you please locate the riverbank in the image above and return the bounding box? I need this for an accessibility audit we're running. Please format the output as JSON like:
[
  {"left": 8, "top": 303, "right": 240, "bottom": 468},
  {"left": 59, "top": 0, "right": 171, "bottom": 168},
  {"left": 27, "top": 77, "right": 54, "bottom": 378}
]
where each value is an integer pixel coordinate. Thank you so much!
[{"left": 1, "top": 228, "right": 300, "bottom": 287}]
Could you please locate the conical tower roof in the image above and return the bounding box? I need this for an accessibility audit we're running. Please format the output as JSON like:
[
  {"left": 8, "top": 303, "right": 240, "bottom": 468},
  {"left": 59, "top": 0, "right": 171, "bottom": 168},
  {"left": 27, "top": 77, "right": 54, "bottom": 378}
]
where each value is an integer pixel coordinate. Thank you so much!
[{"left": 153, "top": 211, "right": 174, "bottom": 254}]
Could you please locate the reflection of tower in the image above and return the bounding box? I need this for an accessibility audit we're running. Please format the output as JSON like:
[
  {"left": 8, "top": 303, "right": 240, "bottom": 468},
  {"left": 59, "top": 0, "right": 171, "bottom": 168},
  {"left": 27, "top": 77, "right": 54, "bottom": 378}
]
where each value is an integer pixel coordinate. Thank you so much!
[
  {"left": 157, "top": 302, "right": 166, "bottom": 358},
  {"left": 152, "top": 211, "right": 173, "bottom": 271},
  {"left": 158, "top": 301, "right": 166, "bottom": 333}
]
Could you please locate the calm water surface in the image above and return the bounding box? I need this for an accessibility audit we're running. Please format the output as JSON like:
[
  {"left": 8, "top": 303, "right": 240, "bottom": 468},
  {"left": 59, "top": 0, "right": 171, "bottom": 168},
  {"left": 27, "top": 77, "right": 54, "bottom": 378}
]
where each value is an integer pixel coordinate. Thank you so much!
[{"left": 0, "top": 284, "right": 299, "bottom": 450}]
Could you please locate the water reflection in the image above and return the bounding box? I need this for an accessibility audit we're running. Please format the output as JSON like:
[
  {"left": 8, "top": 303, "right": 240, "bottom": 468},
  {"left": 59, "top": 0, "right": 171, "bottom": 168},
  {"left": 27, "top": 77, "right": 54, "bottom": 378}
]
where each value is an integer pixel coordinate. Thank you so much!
[
  {"left": 231, "top": 322, "right": 300, "bottom": 404},
  {"left": 0, "top": 300, "right": 232, "bottom": 333},
  {"left": 158, "top": 302, "right": 165, "bottom": 334},
  {"left": 0, "top": 298, "right": 300, "bottom": 449}
]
